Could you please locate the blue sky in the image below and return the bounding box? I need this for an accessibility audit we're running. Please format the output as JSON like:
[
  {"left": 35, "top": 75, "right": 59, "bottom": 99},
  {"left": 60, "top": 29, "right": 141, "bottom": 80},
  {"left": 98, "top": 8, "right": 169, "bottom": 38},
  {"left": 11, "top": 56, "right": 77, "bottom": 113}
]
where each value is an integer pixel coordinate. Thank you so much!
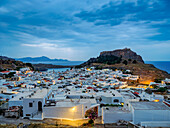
[{"left": 0, "top": 0, "right": 170, "bottom": 61}]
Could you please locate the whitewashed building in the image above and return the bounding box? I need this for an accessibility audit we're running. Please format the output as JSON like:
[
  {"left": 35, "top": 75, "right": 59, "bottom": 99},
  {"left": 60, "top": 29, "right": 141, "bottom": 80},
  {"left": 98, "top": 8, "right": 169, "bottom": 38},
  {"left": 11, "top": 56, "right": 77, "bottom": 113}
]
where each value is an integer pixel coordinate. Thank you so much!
[{"left": 130, "top": 102, "right": 170, "bottom": 127}]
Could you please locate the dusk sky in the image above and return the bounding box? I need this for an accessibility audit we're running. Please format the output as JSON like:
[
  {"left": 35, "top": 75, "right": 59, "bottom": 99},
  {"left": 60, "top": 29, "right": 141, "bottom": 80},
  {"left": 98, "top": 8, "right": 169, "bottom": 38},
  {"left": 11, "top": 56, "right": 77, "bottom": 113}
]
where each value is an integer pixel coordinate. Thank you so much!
[{"left": 0, "top": 0, "right": 170, "bottom": 61}]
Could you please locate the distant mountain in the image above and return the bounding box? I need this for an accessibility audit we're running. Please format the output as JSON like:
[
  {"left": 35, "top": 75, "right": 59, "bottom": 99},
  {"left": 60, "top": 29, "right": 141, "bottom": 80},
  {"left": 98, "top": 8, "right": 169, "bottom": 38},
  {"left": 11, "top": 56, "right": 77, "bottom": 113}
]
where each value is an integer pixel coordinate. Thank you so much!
[{"left": 16, "top": 56, "right": 69, "bottom": 62}]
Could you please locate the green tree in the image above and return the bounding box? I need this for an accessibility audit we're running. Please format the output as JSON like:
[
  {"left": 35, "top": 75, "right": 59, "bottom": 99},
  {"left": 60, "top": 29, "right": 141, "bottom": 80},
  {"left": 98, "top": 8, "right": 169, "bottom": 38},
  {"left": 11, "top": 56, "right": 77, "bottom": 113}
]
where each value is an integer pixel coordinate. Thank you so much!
[
  {"left": 75, "top": 65, "right": 82, "bottom": 69},
  {"left": 154, "top": 79, "right": 162, "bottom": 83},
  {"left": 26, "top": 63, "right": 34, "bottom": 70},
  {"left": 132, "top": 60, "right": 137, "bottom": 64},
  {"left": 122, "top": 60, "right": 128, "bottom": 65},
  {"left": 157, "top": 87, "right": 166, "bottom": 92}
]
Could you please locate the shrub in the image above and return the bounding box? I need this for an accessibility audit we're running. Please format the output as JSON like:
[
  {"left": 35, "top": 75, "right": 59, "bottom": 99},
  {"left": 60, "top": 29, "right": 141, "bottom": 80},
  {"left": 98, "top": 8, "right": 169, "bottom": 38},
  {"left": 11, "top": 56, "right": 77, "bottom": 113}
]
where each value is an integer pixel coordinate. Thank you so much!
[
  {"left": 26, "top": 63, "right": 34, "bottom": 70},
  {"left": 122, "top": 60, "right": 128, "bottom": 65},
  {"left": 132, "top": 60, "right": 137, "bottom": 64},
  {"left": 85, "top": 109, "right": 98, "bottom": 120},
  {"left": 154, "top": 79, "right": 162, "bottom": 83},
  {"left": 157, "top": 87, "right": 167, "bottom": 92},
  {"left": 75, "top": 65, "right": 83, "bottom": 69},
  {"left": 88, "top": 119, "right": 94, "bottom": 124},
  {"left": 145, "top": 88, "right": 152, "bottom": 94},
  {"left": 82, "top": 123, "right": 88, "bottom": 126},
  {"left": 95, "top": 66, "right": 103, "bottom": 70},
  {"left": 16, "top": 67, "right": 22, "bottom": 71}
]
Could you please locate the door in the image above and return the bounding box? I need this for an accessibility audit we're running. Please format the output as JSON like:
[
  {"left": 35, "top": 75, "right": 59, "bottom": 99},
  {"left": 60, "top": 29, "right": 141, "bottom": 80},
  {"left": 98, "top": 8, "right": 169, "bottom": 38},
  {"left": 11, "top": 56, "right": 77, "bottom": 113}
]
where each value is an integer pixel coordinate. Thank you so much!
[{"left": 38, "top": 101, "right": 42, "bottom": 112}]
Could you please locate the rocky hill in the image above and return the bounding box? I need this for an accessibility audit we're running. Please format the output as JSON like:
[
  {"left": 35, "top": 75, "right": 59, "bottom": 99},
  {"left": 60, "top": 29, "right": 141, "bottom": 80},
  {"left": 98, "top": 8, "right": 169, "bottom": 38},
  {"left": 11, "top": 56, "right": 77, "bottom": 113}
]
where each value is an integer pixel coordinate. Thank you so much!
[
  {"left": 0, "top": 56, "right": 33, "bottom": 71},
  {"left": 82, "top": 48, "right": 144, "bottom": 66},
  {"left": 81, "top": 48, "right": 170, "bottom": 84},
  {"left": 100, "top": 48, "right": 144, "bottom": 63}
]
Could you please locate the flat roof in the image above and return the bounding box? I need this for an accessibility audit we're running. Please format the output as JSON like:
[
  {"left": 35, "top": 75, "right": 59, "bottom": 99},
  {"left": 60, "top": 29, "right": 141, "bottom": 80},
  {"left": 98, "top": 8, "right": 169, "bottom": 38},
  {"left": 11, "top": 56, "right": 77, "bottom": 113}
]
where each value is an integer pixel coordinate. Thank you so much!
[
  {"left": 55, "top": 102, "right": 78, "bottom": 107},
  {"left": 131, "top": 102, "right": 170, "bottom": 110},
  {"left": 10, "top": 91, "right": 32, "bottom": 101},
  {"left": 27, "top": 88, "right": 50, "bottom": 99},
  {"left": 103, "top": 107, "right": 131, "bottom": 113},
  {"left": 55, "top": 99, "right": 97, "bottom": 107},
  {"left": 97, "top": 90, "right": 122, "bottom": 97}
]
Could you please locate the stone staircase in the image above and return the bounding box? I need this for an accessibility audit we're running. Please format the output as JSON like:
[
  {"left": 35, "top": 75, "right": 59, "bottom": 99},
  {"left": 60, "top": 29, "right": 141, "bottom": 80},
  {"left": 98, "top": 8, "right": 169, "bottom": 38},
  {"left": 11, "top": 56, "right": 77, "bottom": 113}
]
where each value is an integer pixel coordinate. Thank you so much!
[{"left": 30, "top": 111, "right": 43, "bottom": 120}]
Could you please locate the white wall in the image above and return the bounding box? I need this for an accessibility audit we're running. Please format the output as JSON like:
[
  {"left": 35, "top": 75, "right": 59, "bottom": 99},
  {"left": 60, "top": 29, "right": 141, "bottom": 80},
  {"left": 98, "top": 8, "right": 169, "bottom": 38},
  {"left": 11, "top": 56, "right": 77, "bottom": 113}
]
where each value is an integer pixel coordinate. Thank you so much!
[
  {"left": 8, "top": 100, "right": 23, "bottom": 107},
  {"left": 141, "top": 121, "right": 170, "bottom": 127},
  {"left": 133, "top": 109, "right": 170, "bottom": 124},
  {"left": 23, "top": 98, "right": 44, "bottom": 117},
  {"left": 43, "top": 103, "right": 99, "bottom": 120},
  {"left": 101, "top": 96, "right": 123, "bottom": 104},
  {"left": 102, "top": 107, "right": 132, "bottom": 124},
  {"left": 43, "top": 104, "right": 84, "bottom": 119}
]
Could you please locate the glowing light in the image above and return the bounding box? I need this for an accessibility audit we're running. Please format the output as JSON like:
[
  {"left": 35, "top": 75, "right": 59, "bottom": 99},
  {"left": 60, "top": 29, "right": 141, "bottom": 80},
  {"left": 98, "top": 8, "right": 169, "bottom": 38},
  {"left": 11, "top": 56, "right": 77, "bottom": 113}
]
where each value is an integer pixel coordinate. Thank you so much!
[
  {"left": 11, "top": 91, "right": 19, "bottom": 94},
  {"left": 153, "top": 99, "right": 159, "bottom": 102},
  {"left": 37, "top": 81, "right": 41, "bottom": 84},
  {"left": 18, "top": 77, "right": 21, "bottom": 81},
  {"left": 150, "top": 86, "right": 153, "bottom": 89},
  {"left": 121, "top": 102, "right": 124, "bottom": 106},
  {"left": 25, "top": 71, "right": 29, "bottom": 74},
  {"left": 52, "top": 80, "right": 55, "bottom": 84},
  {"left": 14, "top": 82, "right": 17, "bottom": 87},
  {"left": 87, "top": 68, "right": 92, "bottom": 71},
  {"left": 72, "top": 107, "right": 76, "bottom": 112},
  {"left": 141, "top": 80, "right": 153, "bottom": 85}
]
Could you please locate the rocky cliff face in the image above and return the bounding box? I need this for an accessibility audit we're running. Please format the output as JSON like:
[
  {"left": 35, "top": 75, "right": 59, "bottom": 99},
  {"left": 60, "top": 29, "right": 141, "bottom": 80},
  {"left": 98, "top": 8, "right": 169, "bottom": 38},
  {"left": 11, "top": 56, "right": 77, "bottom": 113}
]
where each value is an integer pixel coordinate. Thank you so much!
[{"left": 100, "top": 48, "right": 144, "bottom": 63}]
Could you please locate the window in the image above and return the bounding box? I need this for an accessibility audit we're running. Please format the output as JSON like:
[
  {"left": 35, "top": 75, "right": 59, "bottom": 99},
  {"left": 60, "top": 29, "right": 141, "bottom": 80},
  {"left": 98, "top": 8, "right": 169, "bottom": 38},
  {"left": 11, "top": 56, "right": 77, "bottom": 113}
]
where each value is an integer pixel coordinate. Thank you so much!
[
  {"left": 29, "top": 102, "right": 33, "bottom": 107},
  {"left": 113, "top": 99, "right": 119, "bottom": 103}
]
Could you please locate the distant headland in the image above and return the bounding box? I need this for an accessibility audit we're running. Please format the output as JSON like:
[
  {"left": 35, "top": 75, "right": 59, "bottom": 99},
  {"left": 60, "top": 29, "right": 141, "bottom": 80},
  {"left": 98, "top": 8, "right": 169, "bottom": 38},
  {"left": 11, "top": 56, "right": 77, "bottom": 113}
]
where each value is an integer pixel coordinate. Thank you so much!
[{"left": 15, "top": 56, "right": 69, "bottom": 62}]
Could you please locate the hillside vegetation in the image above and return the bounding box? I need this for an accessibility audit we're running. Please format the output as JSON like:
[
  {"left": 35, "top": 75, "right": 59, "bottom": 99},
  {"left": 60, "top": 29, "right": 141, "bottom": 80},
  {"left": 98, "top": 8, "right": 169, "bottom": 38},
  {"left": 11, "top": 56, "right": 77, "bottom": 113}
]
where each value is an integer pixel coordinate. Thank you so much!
[{"left": 80, "top": 48, "right": 170, "bottom": 84}]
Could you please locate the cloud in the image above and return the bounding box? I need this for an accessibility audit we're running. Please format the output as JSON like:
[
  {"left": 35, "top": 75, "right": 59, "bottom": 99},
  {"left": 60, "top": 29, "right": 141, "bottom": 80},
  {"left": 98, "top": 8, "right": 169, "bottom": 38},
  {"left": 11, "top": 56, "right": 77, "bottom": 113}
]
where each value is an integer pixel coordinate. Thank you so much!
[
  {"left": 75, "top": 0, "right": 169, "bottom": 25},
  {"left": 0, "top": 7, "right": 9, "bottom": 13},
  {"left": 0, "top": 0, "right": 169, "bottom": 61},
  {"left": 22, "top": 43, "right": 58, "bottom": 50}
]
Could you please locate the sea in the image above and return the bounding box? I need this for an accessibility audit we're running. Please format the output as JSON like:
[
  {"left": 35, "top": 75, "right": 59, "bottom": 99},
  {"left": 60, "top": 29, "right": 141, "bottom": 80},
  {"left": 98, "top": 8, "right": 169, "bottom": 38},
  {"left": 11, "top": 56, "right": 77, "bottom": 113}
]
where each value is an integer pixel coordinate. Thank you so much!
[
  {"left": 145, "top": 61, "right": 170, "bottom": 74},
  {"left": 29, "top": 61, "right": 84, "bottom": 66},
  {"left": 28, "top": 61, "right": 84, "bottom": 72},
  {"left": 27, "top": 61, "right": 170, "bottom": 73}
]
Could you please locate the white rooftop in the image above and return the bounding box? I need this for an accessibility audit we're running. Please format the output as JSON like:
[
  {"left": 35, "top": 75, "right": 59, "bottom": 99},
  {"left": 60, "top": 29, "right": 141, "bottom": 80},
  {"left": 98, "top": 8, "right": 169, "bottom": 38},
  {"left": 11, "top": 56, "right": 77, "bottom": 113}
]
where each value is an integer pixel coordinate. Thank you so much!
[
  {"left": 25, "top": 88, "right": 50, "bottom": 99},
  {"left": 131, "top": 102, "right": 170, "bottom": 110},
  {"left": 54, "top": 99, "right": 97, "bottom": 107}
]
